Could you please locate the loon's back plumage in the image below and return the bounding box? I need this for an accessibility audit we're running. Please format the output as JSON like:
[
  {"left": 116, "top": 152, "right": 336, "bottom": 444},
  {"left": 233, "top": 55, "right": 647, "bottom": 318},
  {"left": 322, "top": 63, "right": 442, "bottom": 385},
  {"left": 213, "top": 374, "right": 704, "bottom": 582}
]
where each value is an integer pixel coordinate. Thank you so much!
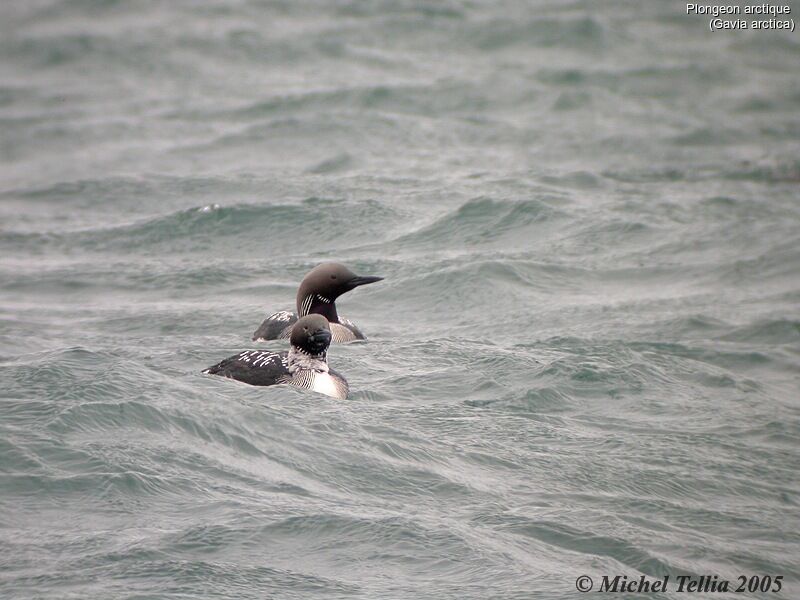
[
  {"left": 253, "top": 312, "right": 364, "bottom": 342},
  {"left": 203, "top": 350, "right": 289, "bottom": 386},
  {"left": 252, "top": 311, "right": 296, "bottom": 341}
]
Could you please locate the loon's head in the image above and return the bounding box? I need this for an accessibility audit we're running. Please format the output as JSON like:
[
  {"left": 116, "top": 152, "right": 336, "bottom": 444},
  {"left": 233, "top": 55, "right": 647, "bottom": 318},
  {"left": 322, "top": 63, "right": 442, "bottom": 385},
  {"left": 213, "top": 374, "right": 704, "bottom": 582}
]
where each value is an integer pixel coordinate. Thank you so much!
[
  {"left": 289, "top": 314, "right": 332, "bottom": 356},
  {"left": 295, "top": 262, "right": 383, "bottom": 320}
]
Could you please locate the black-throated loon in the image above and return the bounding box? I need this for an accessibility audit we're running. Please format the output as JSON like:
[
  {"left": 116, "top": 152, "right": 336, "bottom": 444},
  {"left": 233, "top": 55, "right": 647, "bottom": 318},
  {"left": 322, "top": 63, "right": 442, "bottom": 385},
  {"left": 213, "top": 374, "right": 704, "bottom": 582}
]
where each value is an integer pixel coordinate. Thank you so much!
[
  {"left": 252, "top": 262, "right": 383, "bottom": 343},
  {"left": 205, "top": 314, "right": 349, "bottom": 399}
]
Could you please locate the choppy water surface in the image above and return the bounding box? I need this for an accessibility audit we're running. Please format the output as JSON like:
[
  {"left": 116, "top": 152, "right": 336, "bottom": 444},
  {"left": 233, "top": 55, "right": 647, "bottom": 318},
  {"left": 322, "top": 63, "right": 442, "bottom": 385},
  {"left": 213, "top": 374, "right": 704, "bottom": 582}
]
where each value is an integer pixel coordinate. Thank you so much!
[{"left": 1, "top": 1, "right": 799, "bottom": 598}]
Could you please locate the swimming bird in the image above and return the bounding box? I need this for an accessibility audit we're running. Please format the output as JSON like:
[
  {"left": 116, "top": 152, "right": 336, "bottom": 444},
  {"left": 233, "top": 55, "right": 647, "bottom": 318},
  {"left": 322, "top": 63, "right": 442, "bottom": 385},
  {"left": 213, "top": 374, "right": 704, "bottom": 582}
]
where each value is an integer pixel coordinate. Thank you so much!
[
  {"left": 204, "top": 314, "right": 349, "bottom": 399},
  {"left": 252, "top": 262, "right": 383, "bottom": 343}
]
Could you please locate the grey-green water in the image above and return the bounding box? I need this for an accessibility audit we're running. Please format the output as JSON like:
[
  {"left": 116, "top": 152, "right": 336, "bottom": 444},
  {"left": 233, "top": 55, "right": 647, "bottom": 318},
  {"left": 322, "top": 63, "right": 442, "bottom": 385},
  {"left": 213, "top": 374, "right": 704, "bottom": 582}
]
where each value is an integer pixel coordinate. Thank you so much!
[{"left": 1, "top": 1, "right": 799, "bottom": 599}]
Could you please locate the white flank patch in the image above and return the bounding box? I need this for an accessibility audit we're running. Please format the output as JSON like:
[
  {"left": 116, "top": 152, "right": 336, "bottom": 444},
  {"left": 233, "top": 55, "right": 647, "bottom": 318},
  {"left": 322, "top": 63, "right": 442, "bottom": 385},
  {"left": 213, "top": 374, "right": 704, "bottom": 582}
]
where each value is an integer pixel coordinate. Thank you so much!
[
  {"left": 311, "top": 372, "right": 347, "bottom": 399},
  {"left": 331, "top": 322, "right": 358, "bottom": 342}
]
